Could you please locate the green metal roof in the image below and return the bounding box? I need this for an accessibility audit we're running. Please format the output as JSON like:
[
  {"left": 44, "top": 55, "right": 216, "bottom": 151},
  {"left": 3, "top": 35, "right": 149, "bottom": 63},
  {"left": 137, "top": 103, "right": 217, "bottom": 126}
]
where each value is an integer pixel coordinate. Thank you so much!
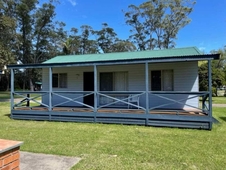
[
  {"left": 7, "top": 47, "right": 219, "bottom": 69},
  {"left": 43, "top": 47, "right": 203, "bottom": 64}
]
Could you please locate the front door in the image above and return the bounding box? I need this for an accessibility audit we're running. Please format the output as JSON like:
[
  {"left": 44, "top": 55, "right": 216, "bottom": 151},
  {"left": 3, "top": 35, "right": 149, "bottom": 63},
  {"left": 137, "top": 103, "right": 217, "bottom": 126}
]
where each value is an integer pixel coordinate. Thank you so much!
[{"left": 83, "top": 72, "right": 94, "bottom": 107}]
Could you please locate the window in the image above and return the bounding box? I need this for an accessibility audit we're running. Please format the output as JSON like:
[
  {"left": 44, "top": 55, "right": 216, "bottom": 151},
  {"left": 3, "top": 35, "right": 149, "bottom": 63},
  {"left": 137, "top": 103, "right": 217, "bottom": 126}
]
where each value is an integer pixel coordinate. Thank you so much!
[
  {"left": 100, "top": 72, "right": 128, "bottom": 91},
  {"left": 99, "top": 72, "right": 128, "bottom": 105},
  {"left": 52, "top": 73, "right": 67, "bottom": 88},
  {"left": 151, "top": 70, "right": 173, "bottom": 91}
]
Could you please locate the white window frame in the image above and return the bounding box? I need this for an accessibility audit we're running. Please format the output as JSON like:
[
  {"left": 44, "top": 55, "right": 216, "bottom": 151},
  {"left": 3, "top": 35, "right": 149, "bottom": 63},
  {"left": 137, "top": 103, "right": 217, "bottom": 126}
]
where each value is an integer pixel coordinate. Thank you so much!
[
  {"left": 99, "top": 71, "right": 128, "bottom": 105},
  {"left": 52, "top": 73, "right": 67, "bottom": 88},
  {"left": 99, "top": 72, "right": 128, "bottom": 91},
  {"left": 150, "top": 70, "right": 174, "bottom": 91}
]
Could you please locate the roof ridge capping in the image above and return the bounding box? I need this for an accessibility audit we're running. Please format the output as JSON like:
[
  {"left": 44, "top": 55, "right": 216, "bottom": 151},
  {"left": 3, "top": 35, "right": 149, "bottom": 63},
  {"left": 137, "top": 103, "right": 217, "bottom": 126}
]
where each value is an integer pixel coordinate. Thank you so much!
[
  {"left": 192, "top": 46, "right": 204, "bottom": 55},
  {"left": 42, "top": 46, "right": 218, "bottom": 64},
  {"left": 46, "top": 46, "right": 200, "bottom": 57}
]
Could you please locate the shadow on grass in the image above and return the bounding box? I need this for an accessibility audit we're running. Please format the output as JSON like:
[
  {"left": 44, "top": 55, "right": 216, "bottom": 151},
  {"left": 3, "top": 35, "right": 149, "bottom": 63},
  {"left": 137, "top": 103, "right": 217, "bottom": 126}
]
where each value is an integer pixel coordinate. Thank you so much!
[
  {"left": 0, "top": 99, "right": 10, "bottom": 102},
  {"left": 4, "top": 114, "right": 10, "bottom": 118},
  {"left": 220, "top": 117, "right": 226, "bottom": 122}
]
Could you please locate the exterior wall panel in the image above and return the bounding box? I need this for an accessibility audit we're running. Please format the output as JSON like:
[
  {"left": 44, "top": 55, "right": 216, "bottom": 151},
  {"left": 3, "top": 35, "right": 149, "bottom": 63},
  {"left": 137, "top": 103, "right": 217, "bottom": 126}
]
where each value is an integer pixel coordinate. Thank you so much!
[{"left": 42, "top": 61, "right": 198, "bottom": 109}]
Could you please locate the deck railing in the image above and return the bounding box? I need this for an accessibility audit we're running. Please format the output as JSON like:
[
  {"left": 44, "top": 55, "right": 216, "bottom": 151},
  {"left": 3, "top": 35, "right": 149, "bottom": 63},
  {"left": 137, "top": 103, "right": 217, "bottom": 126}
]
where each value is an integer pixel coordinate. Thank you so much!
[
  {"left": 12, "top": 90, "right": 211, "bottom": 115},
  {"left": 12, "top": 91, "right": 49, "bottom": 109}
]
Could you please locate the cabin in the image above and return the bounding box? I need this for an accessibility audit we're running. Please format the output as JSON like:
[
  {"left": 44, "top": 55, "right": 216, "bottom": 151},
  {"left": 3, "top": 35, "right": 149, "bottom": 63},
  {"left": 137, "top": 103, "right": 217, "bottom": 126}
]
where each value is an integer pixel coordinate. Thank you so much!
[{"left": 7, "top": 47, "right": 220, "bottom": 130}]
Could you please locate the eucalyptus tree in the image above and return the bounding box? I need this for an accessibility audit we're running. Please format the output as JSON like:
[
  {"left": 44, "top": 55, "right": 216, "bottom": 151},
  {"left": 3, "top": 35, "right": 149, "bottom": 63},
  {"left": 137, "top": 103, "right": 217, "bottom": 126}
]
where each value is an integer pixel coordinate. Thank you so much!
[
  {"left": 63, "top": 26, "right": 98, "bottom": 55},
  {"left": 124, "top": 0, "right": 195, "bottom": 50},
  {"left": 16, "top": 0, "right": 67, "bottom": 90},
  {"left": 113, "top": 39, "right": 137, "bottom": 52},
  {"left": 79, "top": 25, "right": 98, "bottom": 54},
  {"left": 0, "top": 1, "right": 16, "bottom": 67},
  {"left": 94, "top": 23, "right": 118, "bottom": 53},
  {"left": 0, "top": 0, "right": 18, "bottom": 90},
  {"left": 124, "top": 5, "right": 148, "bottom": 51}
]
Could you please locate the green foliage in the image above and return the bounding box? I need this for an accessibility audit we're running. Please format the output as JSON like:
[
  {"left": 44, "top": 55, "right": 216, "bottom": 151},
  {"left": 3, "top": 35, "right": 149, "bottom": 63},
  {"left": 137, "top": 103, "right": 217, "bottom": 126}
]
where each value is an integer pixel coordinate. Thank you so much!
[
  {"left": 0, "top": 0, "right": 17, "bottom": 90},
  {"left": 199, "top": 61, "right": 225, "bottom": 95},
  {"left": 63, "top": 23, "right": 137, "bottom": 55},
  {"left": 94, "top": 23, "right": 117, "bottom": 53},
  {"left": 113, "top": 39, "right": 137, "bottom": 52},
  {"left": 13, "top": 0, "right": 67, "bottom": 90},
  {"left": 0, "top": 17, "right": 16, "bottom": 66},
  {"left": 199, "top": 47, "right": 226, "bottom": 95},
  {"left": 0, "top": 101, "right": 226, "bottom": 169},
  {"left": 124, "top": 0, "right": 196, "bottom": 50}
]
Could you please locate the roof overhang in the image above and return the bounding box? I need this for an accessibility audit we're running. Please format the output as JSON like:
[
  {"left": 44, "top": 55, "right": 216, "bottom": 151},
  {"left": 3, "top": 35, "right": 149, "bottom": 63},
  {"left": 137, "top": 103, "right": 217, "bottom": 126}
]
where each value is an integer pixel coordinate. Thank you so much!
[{"left": 7, "top": 54, "right": 220, "bottom": 69}]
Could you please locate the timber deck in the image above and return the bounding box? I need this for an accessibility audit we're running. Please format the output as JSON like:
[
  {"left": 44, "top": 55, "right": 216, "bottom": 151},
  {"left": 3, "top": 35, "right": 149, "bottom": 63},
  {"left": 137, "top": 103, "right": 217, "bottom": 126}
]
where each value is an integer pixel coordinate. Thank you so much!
[
  {"left": 14, "top": 106, "right": 206, "bottom": 116},
  {"left": 11, "top": 106, "right": 212, "bottom": 130}
]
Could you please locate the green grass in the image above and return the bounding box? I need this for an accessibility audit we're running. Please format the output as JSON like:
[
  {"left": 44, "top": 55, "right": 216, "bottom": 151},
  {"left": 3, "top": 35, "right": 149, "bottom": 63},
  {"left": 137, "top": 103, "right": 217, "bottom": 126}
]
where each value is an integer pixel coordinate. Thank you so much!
[
  {"left": 212, "top": 96, "right": 226, "bottom": 104},
  {"left": 0, "top": 91, "right": 11, "bottom": 99},
  {"left": 0, "top": 102, "right": 226, "bottom": 169},
  {"left": 0, "top": 91, "right": 41, "bottom": 104}
]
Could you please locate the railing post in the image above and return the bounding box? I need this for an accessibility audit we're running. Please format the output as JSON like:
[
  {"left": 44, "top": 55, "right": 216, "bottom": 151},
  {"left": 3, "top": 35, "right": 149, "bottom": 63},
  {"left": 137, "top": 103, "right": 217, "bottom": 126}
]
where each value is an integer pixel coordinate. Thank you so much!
[
  {"left": 208, "top": 60, "right": 212, "bottom": 129},
  {"left": 145, "top": 62, "right": 149, "bottom": 125},
  {"left": 10, "top": 69, "right": 14, "bottom": 113},
  {"left": 26, "top": 94, "right": 30, "bottom": 107},
  {"left": 49, "top": 67, "right": 52, "bottom": 120},
  {"left": 202, "top": 96, "right": 204, "bottom": 110},
  {"left": 94, "top": 64, "right": 97, "bottom": 122}
]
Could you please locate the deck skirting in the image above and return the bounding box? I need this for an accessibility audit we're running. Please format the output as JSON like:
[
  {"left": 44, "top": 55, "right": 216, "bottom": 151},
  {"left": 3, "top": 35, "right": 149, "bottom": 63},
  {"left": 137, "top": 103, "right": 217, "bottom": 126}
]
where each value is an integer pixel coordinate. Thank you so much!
[{"left": 11, "top": 109, "right": 212, "bottom": 130}]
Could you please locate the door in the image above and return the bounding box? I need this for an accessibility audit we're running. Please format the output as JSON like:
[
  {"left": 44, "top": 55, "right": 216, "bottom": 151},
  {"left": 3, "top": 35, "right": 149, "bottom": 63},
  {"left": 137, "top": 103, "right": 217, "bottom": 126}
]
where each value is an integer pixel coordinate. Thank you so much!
[
  {"left": 151, "top": 70, "right": 161, "bottom": 91},
  {"left": 83, "top": 72, "right": 94, "bottom": 107}
]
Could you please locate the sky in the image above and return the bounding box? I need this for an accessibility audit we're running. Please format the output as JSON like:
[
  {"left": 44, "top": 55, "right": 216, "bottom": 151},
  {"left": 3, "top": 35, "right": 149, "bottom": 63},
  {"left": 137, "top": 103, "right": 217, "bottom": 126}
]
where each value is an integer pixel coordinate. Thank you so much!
[{"left": 47, "top": 0, "right": 226, "bottom": 53}]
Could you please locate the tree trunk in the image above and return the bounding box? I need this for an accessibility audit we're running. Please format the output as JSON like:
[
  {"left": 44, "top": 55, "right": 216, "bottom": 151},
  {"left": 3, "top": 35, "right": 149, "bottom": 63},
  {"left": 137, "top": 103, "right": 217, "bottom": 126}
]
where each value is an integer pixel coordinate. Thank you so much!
[{"left": 29, "top": 77, "right": 34, "bottom": 91}]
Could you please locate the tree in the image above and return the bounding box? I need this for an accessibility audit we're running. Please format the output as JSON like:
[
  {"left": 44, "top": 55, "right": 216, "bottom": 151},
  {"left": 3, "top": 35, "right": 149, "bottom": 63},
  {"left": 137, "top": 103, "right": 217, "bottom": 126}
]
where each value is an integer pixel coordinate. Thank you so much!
[
  {"left": 113, "top": 39, "right": 137, "bottom": 52},
  {"left": 63, "top": 28, "right": 78, "bottom": 55},
  {"left": 124, "top": 6, "right": 147, "bottom": 51},
  {"left": 94, "top": 23, "right": 118, "bottom": 53},
  {"left": 199, "top": 47, "right": 226, "bottom": 96},
  {"left": 124, "top": 0, "right": 195, "bottom": 50},
  {"left": 63, "top": 26, "right": 98, "bottom": 55},
  {"left": 0, "top": 0, "right": 17, "bottom": 90},
  {"left": 79, "top": 25, "right": 98, "bottom": 54},
  {"left": 15, "top": 0, "right": 66, "bottom": 90}
]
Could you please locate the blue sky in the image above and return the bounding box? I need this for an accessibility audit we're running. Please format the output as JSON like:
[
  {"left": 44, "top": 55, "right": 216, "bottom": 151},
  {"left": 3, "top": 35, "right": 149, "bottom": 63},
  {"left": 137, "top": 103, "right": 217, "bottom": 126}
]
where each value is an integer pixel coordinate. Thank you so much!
[{"left": 51, "top": 0, "right": 226, "bottom": 53}]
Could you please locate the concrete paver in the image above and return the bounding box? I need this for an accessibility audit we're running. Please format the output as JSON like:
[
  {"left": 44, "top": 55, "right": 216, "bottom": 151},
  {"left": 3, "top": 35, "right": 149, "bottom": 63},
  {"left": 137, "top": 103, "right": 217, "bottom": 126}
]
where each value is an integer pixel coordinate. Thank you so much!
[{"left": 20, "top": 151, "right": 81, "bottom": 170}]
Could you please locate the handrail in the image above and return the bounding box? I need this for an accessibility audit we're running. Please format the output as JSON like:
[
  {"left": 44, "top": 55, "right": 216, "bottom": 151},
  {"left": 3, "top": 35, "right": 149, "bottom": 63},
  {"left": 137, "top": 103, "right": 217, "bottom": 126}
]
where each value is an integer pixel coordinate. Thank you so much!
[
  {"left": 98, "top": 92, "right": 146, "bottom": 110},
  {"left": 11, "top": 90, "right": 210, "bottom": 115},
  {"left": 52, "top": 92, "right": 94, "bottom": 109},
  {"left": 13, "top": 92, "right": 49, "bottom": 108}
]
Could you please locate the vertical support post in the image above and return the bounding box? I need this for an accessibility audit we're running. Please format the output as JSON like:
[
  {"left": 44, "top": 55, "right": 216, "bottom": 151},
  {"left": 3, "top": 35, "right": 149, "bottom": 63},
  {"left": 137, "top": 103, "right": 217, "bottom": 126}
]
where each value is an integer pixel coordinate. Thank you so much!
[
  {"left": 10, "top": 69, "right": 14, "bottom": 113},
  {"left": 94, "top": 64, "right": 97, "bottom": 122},
  {"left": 26, "top": 94, "right": 30, "bottom": 107},
  {"left": 208, "top": 60, "right": 212, "bottom": 129},
  {"left": 145, "top": 62, "right": 149, "bottom": 125},
  {"left": 48, "top": 67, "right": 52, "bottom": 120},
  {"left": 202, "top": 96, "right": 205, "bottom": 111}
]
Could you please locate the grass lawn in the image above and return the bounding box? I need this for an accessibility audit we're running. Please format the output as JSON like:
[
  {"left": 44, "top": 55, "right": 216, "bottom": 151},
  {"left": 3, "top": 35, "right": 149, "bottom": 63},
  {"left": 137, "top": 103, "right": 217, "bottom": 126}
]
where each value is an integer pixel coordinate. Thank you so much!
[
  {"left": 0, "top": 91, "right": 12, "bottom": 99},
  {"left": 0, "top": 102, "right": 226, "bottom": 169},
  {"left": 212, "top": 96, "right": 226, "bottom": 104},
  {"left": 0, "top": 91, "right": 41, "bottom": 104}
]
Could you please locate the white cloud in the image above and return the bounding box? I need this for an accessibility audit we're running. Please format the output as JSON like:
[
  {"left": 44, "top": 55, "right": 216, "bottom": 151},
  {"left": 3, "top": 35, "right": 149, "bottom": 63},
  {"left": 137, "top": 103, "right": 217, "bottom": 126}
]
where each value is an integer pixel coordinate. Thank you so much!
[
  {"left": 199, "top": 47, "right": 206, "bottom": 52},
  {"left": 68, "top": 0, "right": 77, "bottom": 6}
]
